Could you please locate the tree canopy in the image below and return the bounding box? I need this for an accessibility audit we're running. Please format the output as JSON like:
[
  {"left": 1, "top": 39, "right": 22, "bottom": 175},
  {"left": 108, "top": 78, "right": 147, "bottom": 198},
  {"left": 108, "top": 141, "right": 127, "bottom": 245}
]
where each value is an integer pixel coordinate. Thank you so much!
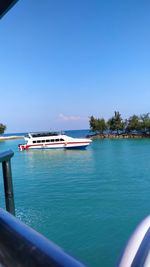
[
  {"left": 89, "top": 111, "right": 150, "bottom": 135},
  {"left": 140, "top": 113, "right": 150, "bottom": 132},
  {"left": 0, "top": 123, "right": 6, "bottom": 134},
  {"left": 107, "top": 111, "right": 124, "bottom": 133},
  {"left": 126, "top": 115, "right": 141, "bottom": 132},
  {"left": 89, "top": 116, "right": 107, "bottom": 133}
]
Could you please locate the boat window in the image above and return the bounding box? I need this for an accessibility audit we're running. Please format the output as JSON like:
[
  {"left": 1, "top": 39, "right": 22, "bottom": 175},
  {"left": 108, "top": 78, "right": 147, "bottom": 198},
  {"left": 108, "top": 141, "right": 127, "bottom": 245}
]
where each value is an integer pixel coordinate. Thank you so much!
[
  {"left": 32, "top": 132, "right": 58, "bottom": 138},
  {"left": 51, "top": 139, "right": 54, "bottom": 142},
  {"left": 37, "top": 140, "right": 41, "bottom": 143},
  {"left": 33, "top": 141, "right": 36, "bottom": 143},
  {"left": 55, "top": 139, "right": 59, "bottom": 142},
  {"left": 60, "top": 138, "right": 64, "bottom": 141},
  {"left": 46, "top": 140, "right": 50, "bottom": 142},
  {"left": 42, "top": 140, "right": 45, "bottom": 143}
]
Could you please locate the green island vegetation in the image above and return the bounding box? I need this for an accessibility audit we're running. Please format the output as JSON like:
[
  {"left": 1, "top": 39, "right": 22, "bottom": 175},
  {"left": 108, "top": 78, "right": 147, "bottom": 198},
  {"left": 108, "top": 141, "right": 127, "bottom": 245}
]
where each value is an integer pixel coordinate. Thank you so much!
[
  {"left": 0, "top": 123, "right": 6, "bottom": 135},
  {"left": 88, "top": 111, "right": 150, "bottom": 139}
]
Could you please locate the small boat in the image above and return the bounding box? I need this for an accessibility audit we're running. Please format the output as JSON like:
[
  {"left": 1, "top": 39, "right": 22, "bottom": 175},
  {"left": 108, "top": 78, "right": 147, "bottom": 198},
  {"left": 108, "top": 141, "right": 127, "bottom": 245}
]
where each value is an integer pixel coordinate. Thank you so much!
[{"left": 18, "top": 132, "right": 92, "bottom": 151}]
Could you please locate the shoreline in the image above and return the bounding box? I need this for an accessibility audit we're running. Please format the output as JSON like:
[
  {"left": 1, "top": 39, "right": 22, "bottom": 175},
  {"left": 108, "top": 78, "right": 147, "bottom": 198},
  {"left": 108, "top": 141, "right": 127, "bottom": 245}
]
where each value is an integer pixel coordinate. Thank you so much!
[
  {"left": 0, "top": 135, "right": 24, "bottom": 141},
  {"left": 87, "top": 133, "right": 150, "bottom": 139}
]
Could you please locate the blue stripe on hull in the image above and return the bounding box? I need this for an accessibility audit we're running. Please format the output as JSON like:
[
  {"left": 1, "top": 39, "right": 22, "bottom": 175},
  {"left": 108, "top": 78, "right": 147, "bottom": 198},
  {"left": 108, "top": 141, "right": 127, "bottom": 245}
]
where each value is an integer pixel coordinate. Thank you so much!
[
  {"left": 65, "top": 146, "right": 88, "bottom": 150},
  {"left": 29, "top": 147, "right": 64, "bottom": 150},
  {"left": 27, "top": 146, "right": 88, "bottom": 150}
]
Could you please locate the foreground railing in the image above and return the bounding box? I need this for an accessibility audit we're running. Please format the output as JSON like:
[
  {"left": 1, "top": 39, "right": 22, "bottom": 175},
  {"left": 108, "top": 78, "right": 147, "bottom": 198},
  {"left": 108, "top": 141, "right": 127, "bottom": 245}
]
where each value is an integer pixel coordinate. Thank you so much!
[
  {"left": 0, "top": 150, "right": 86, "bottom": 267},
  {"left": 0, "top": 150, "right": 15, "bottom": 215},
  {"left": 0, "top": 208, "right": 85, "bottom": 267}
]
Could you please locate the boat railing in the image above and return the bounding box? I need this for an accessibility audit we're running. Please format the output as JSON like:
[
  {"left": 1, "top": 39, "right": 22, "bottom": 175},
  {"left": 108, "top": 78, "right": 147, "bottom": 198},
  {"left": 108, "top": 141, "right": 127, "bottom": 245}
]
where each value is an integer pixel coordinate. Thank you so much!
[
  {"left": 0, "top": 150, "right": 86, "bottom": 267},
  {"left": 0, "top": 149, "right": 15, "bottom": 215},
  {"left": 0, "top": 208, "right": 86, "bottom": 267}
]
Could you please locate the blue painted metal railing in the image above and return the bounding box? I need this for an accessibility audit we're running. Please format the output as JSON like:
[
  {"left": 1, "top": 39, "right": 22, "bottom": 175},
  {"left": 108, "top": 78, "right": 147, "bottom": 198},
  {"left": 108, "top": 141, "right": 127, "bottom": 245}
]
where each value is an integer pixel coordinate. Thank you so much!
[
  {"left": 0, "top": 150, "right": 86, "bottom": 267},
  {"left": 0, "top": 208, "right": 86, "bottom": 267},
  {"left": 0, "top": 150, "right": 15, "bottom": 215}
]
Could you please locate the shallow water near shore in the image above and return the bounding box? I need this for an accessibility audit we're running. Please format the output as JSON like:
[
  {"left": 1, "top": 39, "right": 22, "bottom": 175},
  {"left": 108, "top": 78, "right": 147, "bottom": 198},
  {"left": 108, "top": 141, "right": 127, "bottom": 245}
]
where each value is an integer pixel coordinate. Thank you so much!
[{"left": 0, "top": 130, "right": 150, "bottom": 266}]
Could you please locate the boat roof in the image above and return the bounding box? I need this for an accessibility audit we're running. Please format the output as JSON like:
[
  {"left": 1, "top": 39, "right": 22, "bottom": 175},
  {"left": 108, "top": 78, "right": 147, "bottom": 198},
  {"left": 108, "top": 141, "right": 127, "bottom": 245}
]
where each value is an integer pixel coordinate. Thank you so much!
[{"left": 29, "top": 132, "right": 59, "bottom": 138}]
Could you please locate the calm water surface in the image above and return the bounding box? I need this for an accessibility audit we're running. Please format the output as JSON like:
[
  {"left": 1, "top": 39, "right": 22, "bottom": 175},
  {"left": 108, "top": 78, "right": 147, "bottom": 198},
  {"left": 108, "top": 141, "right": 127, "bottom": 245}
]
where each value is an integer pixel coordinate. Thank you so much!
[{"left": 1, "top": 130, "right": 150, "bottom": 266}]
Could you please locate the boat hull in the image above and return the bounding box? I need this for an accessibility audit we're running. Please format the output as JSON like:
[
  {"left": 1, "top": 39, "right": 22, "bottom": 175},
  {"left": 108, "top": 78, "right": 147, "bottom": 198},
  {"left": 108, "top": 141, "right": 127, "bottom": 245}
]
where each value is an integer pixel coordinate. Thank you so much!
[{"left": 18, "top": 142, "right": 91, "bottom": 151}]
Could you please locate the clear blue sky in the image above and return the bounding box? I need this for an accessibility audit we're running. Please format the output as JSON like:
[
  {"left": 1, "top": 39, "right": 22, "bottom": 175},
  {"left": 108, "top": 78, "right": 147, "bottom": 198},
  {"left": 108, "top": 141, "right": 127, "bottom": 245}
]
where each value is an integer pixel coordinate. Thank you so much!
[{"left": 1, "top": 0, "right": 150, "bottom": 133}]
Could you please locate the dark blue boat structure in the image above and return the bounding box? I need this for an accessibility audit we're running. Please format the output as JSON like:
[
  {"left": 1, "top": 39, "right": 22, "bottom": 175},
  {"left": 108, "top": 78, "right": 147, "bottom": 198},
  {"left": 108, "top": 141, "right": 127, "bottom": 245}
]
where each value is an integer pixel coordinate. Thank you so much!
[{"left": 0, "top": 0, "right": 18, "bottom": 19}]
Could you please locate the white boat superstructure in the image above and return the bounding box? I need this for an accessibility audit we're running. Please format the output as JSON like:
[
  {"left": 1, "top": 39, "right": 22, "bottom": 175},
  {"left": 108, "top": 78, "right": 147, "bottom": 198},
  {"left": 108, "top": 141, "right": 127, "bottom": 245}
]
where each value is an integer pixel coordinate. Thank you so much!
[{"left": 18, "top": 132, "right": 92, "bottom": 151}]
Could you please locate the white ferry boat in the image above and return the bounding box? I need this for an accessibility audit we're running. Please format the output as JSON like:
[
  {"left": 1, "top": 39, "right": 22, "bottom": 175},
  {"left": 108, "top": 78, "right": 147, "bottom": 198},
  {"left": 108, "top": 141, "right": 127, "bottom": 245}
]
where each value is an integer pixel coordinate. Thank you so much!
[{"left": 18, "top": 132, "right": 92, "bottom": 151}]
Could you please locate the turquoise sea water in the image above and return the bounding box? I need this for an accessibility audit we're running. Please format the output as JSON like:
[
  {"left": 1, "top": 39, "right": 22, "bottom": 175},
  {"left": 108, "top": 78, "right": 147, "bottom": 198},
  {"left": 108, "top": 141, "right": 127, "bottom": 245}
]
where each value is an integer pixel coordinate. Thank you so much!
[{"left": 1, "top": 130, "right": 150, "bottom": 266}]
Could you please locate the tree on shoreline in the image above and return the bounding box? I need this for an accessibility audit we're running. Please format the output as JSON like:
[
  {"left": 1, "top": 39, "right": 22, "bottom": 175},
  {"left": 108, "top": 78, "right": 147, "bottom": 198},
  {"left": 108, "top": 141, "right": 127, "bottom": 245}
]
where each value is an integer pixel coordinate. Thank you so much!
[
  {"left": 89, "top": 116, "right": 97, "bottom": 132},
  {"left": 96, "top": 118, "right": 107, "bottom": 134},
  {"left": 107, "top": 111, "right": 124, "bottom": 134},
  {"left": 89, "top": 111, "right": 150, "bottom": 136},
  {"left": 126, "top": 115, "right": 141, "bottom": 132},
  {"left": 140, "top": 113, "right": 150, "bottom": 133},
  {"left": 0, "top": 123, "right": 6, "bottom": 134},
  {"left": 89, "top": 116, "right": 107, "bottom": 133}
]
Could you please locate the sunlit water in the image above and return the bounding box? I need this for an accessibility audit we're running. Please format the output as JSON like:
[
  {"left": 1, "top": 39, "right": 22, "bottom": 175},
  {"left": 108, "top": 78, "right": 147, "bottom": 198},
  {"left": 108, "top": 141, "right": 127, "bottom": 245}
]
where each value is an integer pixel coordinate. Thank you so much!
[{"left": 0, "top": 130, "right": 150, "bottom": 266}]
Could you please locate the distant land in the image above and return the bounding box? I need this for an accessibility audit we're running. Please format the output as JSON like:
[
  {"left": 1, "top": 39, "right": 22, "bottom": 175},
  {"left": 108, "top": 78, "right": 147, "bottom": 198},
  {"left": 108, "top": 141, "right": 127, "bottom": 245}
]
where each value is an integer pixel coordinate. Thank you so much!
[
  {"left": 87, "top": 132, "right": 150, "bottom": 139},
  {"left": 0, "top": 136, "right": 24, "bottom": 141}
]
